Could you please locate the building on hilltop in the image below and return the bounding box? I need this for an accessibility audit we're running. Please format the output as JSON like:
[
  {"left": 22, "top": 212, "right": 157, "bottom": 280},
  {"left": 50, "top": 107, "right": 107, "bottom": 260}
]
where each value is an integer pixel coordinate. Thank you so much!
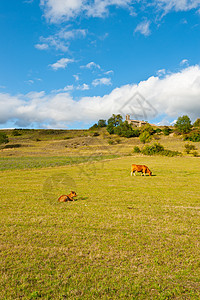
[{"left": 125, "top": 114, "right": 147, "bottom": 127}]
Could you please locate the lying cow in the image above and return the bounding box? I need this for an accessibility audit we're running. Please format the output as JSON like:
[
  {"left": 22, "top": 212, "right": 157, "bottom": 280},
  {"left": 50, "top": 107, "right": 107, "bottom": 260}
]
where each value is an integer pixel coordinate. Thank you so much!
[
  {"left": 131, "top": 164, "right": 152, "bottom": 176},
  {"left": 58, "top": 191, "right": 77, "bottom": 202}
]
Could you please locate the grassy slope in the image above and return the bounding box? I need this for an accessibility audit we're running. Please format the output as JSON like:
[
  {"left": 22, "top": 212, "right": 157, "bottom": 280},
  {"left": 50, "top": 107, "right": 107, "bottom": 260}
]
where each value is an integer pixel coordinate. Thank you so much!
[{"left": 0, "top": 156, "right": 200, "bottom": 299}]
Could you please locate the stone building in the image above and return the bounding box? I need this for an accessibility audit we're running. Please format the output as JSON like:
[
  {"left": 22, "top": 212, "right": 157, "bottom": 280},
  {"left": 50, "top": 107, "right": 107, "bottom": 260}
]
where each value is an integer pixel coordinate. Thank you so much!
[{"left": 125, "top": 114, "right": 147, "bottom": 127}]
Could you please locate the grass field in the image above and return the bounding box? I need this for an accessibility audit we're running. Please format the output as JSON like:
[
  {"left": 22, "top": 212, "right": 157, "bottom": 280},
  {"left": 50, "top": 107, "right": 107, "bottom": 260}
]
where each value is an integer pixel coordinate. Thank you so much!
[{"left": 0, "top": 153, "right": 200, "bottom": 299}]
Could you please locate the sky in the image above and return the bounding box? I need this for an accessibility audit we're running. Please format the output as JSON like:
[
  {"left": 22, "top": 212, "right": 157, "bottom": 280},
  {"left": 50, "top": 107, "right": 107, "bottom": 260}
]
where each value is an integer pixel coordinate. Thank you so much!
[{"left": 0, "top": 0, "right": 200, "bottom": 129}]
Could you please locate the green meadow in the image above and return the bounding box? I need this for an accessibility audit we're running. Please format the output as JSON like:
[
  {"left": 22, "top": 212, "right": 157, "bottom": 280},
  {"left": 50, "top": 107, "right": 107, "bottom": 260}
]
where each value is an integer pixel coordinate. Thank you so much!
[{"left": 0, "top": 130, "right": 200, "bottom": 299}]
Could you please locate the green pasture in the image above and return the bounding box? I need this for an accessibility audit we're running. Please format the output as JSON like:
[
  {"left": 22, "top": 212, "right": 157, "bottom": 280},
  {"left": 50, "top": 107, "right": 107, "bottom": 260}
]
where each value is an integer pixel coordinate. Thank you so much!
[{"left": 0, "top": 156, "right": 200, "bottom": 299}]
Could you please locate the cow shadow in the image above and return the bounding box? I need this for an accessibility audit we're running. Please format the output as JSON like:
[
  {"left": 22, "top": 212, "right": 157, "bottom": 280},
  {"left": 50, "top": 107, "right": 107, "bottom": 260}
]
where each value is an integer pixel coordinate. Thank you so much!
[{"left": 77, "top": 197, "right": 88, "bottom": 201}]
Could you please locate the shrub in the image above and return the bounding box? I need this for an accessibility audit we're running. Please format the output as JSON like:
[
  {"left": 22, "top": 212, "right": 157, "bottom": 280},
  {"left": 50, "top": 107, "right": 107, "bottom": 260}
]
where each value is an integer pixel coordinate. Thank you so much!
[
  {"left": 89, "top": 123, "right": 98, "bottom": 130},
  {"left": 0, "top": 132, "right": 9, "bottom": 144},
  {"left": 162, "top": 126, "right": 173, "bottom": 136},
  {"left": 141, "top": 143, "right": 164, "bottom": 155},
  {"left": 115, "top": 138, "right": 121, "bottom": 144},
  {"left": 12, "top": 129, "right": 22, "bottom": 136},
  {"left": 155, "top": 128, "right": 162, "bottom": 134},
  {"left": 140, "top": 124, "right": 155, "bottom": 135},
  {"left": 3, "top": 144, "right": 21, "bottom": 149},
  {"left": 108, "top": 139, "right": 115, "bottom": 145},
  {"left": 139, "top": 131, "right": 152, "bottom": 144},
  {"left": 93, "top": 132, "right": 100, "bottom": 137},
  {"left": 184, "top": 131, "right": 200, "bottom": 142},
  {"left": 184, "top": 143, "right": 196, "bottom": 154},
  {"left": 141, "top": 143, "right": 180, "bottom": 157},
  {"left": 192, "top": 151, "right": 199, "bottom": 157},
  {"left": 133, "top": 146, "right": 141, "bottom": 153},
  {"left": 193, "top": 118, "right": 200, "bottom": 127}
]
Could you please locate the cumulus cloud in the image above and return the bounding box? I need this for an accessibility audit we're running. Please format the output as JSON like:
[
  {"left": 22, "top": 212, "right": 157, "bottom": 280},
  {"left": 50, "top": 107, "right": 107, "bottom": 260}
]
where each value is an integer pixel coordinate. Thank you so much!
[
  {"left": 135, "top": 20, "right": 151, "bottom": 36},
  {"left": 1, "top": 65, "right": 200, "bottom": 128},
  {"left": 49, "top": 58, "right": 74, "bottom": 70}
]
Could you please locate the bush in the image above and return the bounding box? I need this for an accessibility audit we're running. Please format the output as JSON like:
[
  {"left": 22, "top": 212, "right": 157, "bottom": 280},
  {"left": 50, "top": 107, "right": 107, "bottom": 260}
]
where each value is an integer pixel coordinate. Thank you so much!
[
  {"left": 0, "top": 132, "right": 9, "bottom": 144},
  {"left": 133, "top": 146, "right": 141, "bottom": 153},
  {"left": 141, "top": 143, "right": 180, "bottom": 156},
  {"left": 184, "top": 143, "right": 196, "bottom": 154},
  {"left": 12, "top": 129, "right": 22, "bottom": 136},
  {"left": 115, "top": 138, "right": 121, "bottom": 144},
  {"left": 140, "top": 124, "right": 155, "bottom": 135},
  {"left": 184, "top": 131, "right": 200, "bottom": 142},
  {"left": 192, "top": 151, "right": 199, "bottom": 157},
  {"left": 108, "top": 139, "right": 115, "bottom": 145},
  {"left": 89, "top": 123, "right": 98, "bottom": 130},
  {"left": 155, "top": 128, "right": 162, "bottom": 134},
  {"left": 162, "top": 126, "right": 173, "bottom": 136},
  {"left": 3, "top": 144, "right": 21, "bottom": 149},
  {"left": 139, "top": 131, "right": 152, "bottom": 144},
  {"left": 193, "top": 118, "right": 200, "bottom": 127},
  {"left": 93, "top": 132, "right": 100, "bottom": 137}
]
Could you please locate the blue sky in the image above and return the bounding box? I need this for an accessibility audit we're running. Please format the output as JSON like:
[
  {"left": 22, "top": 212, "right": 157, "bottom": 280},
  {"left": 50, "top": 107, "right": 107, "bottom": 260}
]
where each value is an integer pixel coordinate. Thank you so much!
[{"left": 0, "top": 0, "right": 200, "bottom": 129}]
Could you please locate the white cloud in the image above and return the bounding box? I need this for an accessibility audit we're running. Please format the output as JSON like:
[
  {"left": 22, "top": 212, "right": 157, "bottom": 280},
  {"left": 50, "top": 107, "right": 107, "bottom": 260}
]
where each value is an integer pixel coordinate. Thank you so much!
[
  {"left": 135, "top": 20, "right": 151, "bottom": 36},
  {"left": 82, "top": 62, "right": 101, "bottom": 69},
  {"left": 35, "top": 43, "right": 49, "bottom": 50},
  {"left": 40, "top": 0, "right": 200, "bottom": 24},
  {"left": 73, "top": 74, "right": 79, "bottom": 81},
  {"left": 35, "top": 35, "right": 69, "bottom": 52},
  {"left": 49, "top": 58, "right": 74, "bottom": 70},
  {"left": 92, "top": 77, "right": 112, "bottom": 86},
  {"left": 40, "top": 0, "right": 133, "bottom": 22},
  {"left": 154, "top": 0, "right": 200, "bottom": 14},
  {"left": 105, "top": 70, "right": 114, "bottom": 75},
  {"left": 58, "top": 28, "right": 87, "bottom": 39},
  {"left": 1, "top": 65, "right": 200, "bottom": 128},
  {"left": 35, "top": 28, "right": 86, "bottom": 52},
  {"left": 52, "top": 85, "right": 74, "bottom": 93},
  {"left": 77, "top": 83, "right": 90, "bottom": 90},
  {"left": 157, "top": 69, "right": 166, "bottom": 77},
  {"left": 180, "top": 59, "right": 189, "bottom": 66}
]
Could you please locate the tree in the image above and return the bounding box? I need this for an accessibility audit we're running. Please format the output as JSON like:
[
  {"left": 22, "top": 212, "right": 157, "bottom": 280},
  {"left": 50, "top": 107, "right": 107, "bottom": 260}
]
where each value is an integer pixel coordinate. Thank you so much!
[
  {"left": 97, "top": 119, "right": 107, "bottom": 128},
  {"left": 114, "top": 121, "right": 140, "bottom": 138},
  {"left": 174, "top": 115, "right": 192, "bottom": 134},
  {"left": 0, "top": 132, "right": 9, "bottom": 144},
  {"left": 106, "top": 123, "right": 115, "bottom": 134},
  {"left": 107, "top": 114, "right": 123, "bottom": 127}
]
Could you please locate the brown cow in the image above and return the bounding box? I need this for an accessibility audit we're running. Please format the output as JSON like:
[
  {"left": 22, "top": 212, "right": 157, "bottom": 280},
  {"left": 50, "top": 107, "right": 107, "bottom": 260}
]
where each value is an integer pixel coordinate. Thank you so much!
[
  {"left": 131, "top": 164, "right": 152, "bottom": 176},
  {"left": 58, "top": 191, "right": 77, "bottom": 202}
]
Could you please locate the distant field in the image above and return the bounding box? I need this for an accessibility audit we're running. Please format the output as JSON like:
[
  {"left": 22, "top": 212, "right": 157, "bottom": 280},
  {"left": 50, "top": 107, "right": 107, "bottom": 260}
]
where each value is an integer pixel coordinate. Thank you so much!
[
  {"left": 0, "top": 155, "right": 200, "bottom": 299},
  {"left": 0, "top": 155, "right": 118, "bottom": 171}
]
